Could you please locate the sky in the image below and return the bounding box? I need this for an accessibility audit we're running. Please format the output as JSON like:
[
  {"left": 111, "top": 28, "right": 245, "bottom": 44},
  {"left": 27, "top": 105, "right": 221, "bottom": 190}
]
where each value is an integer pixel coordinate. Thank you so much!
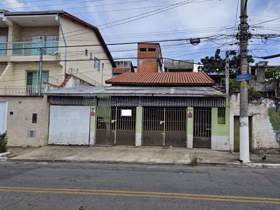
[{"left": 0, "top": 0, "right": 280, "bottom": 65}]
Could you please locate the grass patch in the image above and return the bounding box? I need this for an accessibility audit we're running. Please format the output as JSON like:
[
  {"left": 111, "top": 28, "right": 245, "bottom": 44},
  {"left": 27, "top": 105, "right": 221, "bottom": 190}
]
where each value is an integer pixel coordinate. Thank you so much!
[
  {"left": 0, "top": 133, "right": 7, "bottom": 153},
  {"left": 268, "top": 107, "right": 280, "bottom": 131}
]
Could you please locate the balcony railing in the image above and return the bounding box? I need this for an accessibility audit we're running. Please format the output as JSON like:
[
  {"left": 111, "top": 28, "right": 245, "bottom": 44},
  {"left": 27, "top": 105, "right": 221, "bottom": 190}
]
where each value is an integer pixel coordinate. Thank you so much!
[
  {"left": 12, "top": 41, "right": 59, "bottom": 56},
  {"left": 0, "top": 84, "right": 48, "bottom": 96},
  {"left": 0, "top": 42, "right": 7, "bottom": 56},
  {"left": 26, "top": 84, "right": 49, "bottom": 96}
]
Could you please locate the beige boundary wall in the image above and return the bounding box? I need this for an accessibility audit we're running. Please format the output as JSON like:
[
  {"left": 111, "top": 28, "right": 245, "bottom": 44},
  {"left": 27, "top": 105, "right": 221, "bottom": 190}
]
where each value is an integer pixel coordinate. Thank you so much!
[{"left": 0, "top": 96, "right": 49, "bottom": 147}]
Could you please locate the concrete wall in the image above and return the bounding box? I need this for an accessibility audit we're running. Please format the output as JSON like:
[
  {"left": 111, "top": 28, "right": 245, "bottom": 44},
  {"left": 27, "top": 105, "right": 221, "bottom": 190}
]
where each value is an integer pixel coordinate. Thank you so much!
[
  {"left": 59, "top": 16, "right": 113, "bottom": 86},
  {"left": 20, "top": 26, "right": 59, "bottom": 41},
  {"left": 0, "top": 96, "right": 49, "bottom": 147},
  {"left": 230, "top": 94, "right": 279, "bottom": 150}
]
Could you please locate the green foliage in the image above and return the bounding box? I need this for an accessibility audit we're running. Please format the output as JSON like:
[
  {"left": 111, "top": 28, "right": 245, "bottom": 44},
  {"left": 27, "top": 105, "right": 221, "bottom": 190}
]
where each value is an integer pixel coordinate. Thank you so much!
[
  {"left": 190, "top": 156, "right": 199, "bottom": 166},
  {"left": 265, "top": 68, "right": 280, "bottom": 81},
  {"left": 248, "top": 87, "right": 262, "bottom": 100},
  {"left": 229, "top": 79, "right": 240, "bottom": 93},
  {"left": 199, "top": 49, "right": 254, "bottom": 73},
  {"left": 0, "top": 133, "right": 7, "bottom": 153},
  {"left": 268, "top": 108, "right": 280, "bottom": 131}
]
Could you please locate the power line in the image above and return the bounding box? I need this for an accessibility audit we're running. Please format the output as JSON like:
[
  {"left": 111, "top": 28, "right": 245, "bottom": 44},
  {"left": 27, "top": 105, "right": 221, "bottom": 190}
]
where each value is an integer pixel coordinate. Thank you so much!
[{"left": 0, "top": 34, "right": 229, "bottom": 51}]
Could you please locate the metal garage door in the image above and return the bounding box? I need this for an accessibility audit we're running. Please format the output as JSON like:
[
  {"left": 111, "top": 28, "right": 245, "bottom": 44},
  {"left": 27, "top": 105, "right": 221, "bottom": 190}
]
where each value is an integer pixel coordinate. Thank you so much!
[
  {"left": 143, "top": 107, "right": 186, "bottom": 147},
  {"left": 0, "top": 102, "right": 8, "bottom": 134},
  {"left": 96, "top": 107, "right": 136, "bottom": 145},
  {"left": 49, "top": 105, "right": 90, "bottom": 145}
]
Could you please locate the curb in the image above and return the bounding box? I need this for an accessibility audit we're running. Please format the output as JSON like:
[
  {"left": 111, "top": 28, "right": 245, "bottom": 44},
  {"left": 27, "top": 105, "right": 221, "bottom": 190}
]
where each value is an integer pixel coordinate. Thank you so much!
[
  {"left": 6, "top": 158, "right": 280, "bottom": 168},
  {"left": 0, "top": 152, "right": 10, "bottom": 157}
]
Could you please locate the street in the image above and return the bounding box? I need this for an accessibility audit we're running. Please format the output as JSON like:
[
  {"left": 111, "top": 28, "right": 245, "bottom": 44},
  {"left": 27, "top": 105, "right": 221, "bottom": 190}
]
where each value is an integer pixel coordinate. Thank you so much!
[{"left": 0, "top": 162, "right": 279, "bottom": 210}]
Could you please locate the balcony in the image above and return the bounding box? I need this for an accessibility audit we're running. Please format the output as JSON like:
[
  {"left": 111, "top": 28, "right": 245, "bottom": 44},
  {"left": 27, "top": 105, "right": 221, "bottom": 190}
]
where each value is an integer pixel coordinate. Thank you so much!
[
  {"left": 0, "top": 42, "right": 7, "bottom": 56},
  {"left": 0, "top": 84, "right": 48, "bottom": 96},
  {"left": 12, "top": 40, "right": 59, "bottom": 56},
  {"left": 26, "top": 84, "right": 49, "bottom": 96}
]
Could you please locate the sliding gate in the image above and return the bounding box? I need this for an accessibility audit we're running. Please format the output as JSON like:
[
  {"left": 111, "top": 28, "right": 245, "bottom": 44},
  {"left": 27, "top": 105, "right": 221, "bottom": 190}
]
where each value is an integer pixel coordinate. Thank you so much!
[
  {"left": 96, "top": 107, "right": 136, "bottom": 145},
  {"left": 143, "top": 107, "right": 186, "bottom": 147}
]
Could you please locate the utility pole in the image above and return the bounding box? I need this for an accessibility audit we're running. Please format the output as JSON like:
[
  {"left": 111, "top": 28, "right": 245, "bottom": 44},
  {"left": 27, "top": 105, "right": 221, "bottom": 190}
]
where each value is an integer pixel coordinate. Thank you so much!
[
  {"left": 239, "top": 0, "right": 250, "bottom": 162},
  {"left": 225, "top": 51, "right": 230, "bottom": 107},
  {"left": 38, "top": 46, "right": 43, "bottom": 96}
]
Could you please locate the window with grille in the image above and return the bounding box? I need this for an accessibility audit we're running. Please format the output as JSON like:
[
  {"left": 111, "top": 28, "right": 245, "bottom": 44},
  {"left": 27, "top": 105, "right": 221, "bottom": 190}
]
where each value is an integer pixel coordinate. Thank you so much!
[{"left": 218, "top": 107, "right": 226, "bottom": 124}]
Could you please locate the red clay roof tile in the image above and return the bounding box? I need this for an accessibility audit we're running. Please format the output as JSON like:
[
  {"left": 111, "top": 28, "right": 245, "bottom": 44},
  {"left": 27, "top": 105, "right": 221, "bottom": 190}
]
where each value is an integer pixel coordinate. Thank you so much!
[{"left": 106, "top": 72, "right": 214, "bottom": 86}]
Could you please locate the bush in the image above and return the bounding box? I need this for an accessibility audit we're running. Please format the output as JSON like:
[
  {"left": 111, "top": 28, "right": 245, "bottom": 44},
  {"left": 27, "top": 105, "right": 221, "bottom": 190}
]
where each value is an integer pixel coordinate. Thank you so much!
[
  {"left": 0, "top": 133, "right": 7, "bottom": 153},
  {"left": 248, "top": 87, "right": 262, "bottom": 101},
  {"left": 268, "top": 108, "right": 280, "bottom": 131}
]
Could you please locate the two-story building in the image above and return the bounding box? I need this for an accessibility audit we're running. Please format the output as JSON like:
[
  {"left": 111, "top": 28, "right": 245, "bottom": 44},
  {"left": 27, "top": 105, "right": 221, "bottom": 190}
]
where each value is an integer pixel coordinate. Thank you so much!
[{"left": 0, "top": 10, "right": 114, "bottom": 146}]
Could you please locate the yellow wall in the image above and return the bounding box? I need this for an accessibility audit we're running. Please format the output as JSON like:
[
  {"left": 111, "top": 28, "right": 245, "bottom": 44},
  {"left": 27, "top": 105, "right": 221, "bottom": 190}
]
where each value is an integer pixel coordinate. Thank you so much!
[{"left": 59, "top": 16, "right": 113, "bottom": 86}]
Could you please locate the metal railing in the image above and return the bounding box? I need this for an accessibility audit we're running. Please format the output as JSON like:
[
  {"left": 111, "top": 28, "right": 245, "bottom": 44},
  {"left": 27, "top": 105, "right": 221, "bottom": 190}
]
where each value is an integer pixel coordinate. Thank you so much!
[
  {"left": 26, "top": 84, "right": 48, "bottom": 95},
  {"left": 0, "top": 85, "right": 48, "bottom": 96},
  {"left": 0, "top": 42, "right": 7, "bottom": 56},
  {"left": 12, "top": 41, "right": 59, "bottom": 56}
]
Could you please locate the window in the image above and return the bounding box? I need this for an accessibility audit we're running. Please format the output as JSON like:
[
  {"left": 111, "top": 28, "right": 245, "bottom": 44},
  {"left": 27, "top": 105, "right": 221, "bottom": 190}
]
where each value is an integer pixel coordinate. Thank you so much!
[
  {"left": 218, "top": 108, "right": 226, "bottom": 124},
  {"left": 94, "top": 57, "right": 101, "bottom": 71},
  {"left": 32, "top": 113, "right": 37, "bottom": 124},
  {"left": 139, "top": 48, "right": 146, "bottom": 52},
  {"left": 26, "top": 71, "right": 49, "bottom": 95},
  {"left": 148, "top": 48, "right": 156, "bottom": 52}
]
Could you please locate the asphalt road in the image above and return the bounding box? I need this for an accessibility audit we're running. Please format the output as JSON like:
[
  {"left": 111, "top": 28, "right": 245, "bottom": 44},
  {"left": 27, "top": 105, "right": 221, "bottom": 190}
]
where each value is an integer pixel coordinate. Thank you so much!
[{"left": 0, "top": 161, "right": 279, "bottom": 210}]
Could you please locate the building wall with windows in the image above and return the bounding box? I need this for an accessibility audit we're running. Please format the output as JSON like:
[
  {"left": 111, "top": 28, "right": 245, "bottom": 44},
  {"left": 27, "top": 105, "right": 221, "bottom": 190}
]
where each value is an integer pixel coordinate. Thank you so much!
[
  {"left": 0, "top": 62, "right": 63, "bottom": 95},
  {"left": 59, "top": 16, "right": 113, "bottom": 86}
]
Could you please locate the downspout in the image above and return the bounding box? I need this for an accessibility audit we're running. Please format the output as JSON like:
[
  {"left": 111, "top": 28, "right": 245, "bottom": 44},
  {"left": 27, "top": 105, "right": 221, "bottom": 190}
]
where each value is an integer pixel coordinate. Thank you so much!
[{"left": 58, "top": 15, "right": 67, "bottom": 75}]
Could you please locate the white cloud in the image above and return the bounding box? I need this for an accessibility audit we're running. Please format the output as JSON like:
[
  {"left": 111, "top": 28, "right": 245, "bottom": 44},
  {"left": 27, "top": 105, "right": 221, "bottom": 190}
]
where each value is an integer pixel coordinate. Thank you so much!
[{"left": 3, "top": 0, "right": 25, "bottom": 10}]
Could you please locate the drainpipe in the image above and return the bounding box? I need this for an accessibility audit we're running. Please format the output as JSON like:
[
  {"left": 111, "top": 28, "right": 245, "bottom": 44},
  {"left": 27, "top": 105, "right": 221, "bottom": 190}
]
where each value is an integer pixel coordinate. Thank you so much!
[{"left": 58, "top": 16, "right": 67, "bottom": 76}]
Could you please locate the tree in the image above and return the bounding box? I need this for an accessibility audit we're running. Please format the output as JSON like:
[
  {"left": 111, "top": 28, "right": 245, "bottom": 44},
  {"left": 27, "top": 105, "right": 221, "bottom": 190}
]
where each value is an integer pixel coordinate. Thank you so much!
[
  {"left": 199, "top": 49, "right": 254, "bottom": 74},
  {"left": 265, "top": 68, "right": 280, "bottom": 111}
]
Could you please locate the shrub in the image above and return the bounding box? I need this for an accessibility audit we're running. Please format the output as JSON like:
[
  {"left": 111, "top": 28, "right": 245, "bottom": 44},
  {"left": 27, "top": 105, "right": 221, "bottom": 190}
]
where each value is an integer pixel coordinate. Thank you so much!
[
  {"left": 0, "top": 133, "right": 7, "bottom": 153},
  {"left": 268, "top": 108, "right": 280, "bottom": 131}
]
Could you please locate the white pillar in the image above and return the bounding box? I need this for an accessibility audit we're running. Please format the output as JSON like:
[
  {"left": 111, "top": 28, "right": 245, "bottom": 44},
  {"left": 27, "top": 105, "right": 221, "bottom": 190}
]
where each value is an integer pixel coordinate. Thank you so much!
[
  {"left": 187, "top": 107, "right": 193, "bottom": 149},
  {"left": 135, "top": 106, "right": 143, "bottom": 147},
  {"left": 240, "top": 116, "right": 250, "bottom": 162}
]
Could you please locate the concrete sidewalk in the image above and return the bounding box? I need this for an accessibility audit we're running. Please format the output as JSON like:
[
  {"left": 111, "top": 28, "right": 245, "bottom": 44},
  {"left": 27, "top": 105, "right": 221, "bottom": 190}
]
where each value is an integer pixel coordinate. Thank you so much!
[{"left": 7, "top": 146, "right": 280, "bottom": 167}]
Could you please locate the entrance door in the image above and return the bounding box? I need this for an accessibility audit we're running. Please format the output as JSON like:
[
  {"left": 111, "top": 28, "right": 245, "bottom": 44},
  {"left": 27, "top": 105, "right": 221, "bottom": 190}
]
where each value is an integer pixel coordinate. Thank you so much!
[
  {"left": 234, "top": 116, "right": 252, "bottom": 152},
  {"left": 96, "top": 107, "right": 136, "bottom": 145},
  {"left": 165, "top": 108, "right": 186, "bottom": 147},
  {"left": 143, "top": 107, "right": 186, "bottom": 147},
  {"left": 193, "top": 107, "right": 212, "bottom": 148},
  {"left": 143, "top": 107, "right": 164, "bottom": 146}
]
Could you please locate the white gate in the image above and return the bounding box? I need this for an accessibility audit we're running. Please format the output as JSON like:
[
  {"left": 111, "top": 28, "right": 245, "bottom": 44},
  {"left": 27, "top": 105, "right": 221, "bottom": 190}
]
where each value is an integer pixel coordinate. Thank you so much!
[
  {"left": 0, "top": 102, "right": 7, "bottom": 135},
  {"left": 49, "top": 105, "right": 90, "bottom": 145}
]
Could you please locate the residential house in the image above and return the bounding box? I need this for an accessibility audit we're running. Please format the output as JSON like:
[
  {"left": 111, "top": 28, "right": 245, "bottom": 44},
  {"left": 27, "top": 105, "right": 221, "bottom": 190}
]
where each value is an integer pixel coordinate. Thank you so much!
[
  {"left": 113, "top": 60, "right": 134, "bottom": 76},
  {"left": 0, "top": 10, "right": 114, "bottom": 146},
  {"left": 46, "top": 42, "right": 230, "bottom": 151},
  {"left": 164, "top": 59, "right": 194, "bottom": 72}
]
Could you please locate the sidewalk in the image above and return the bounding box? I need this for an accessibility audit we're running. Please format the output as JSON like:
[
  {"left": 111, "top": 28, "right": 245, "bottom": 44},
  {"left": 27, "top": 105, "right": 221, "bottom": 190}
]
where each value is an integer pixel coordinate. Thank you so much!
[{"left": 7, "top": 146, "right": 280, "bottom": 167}]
